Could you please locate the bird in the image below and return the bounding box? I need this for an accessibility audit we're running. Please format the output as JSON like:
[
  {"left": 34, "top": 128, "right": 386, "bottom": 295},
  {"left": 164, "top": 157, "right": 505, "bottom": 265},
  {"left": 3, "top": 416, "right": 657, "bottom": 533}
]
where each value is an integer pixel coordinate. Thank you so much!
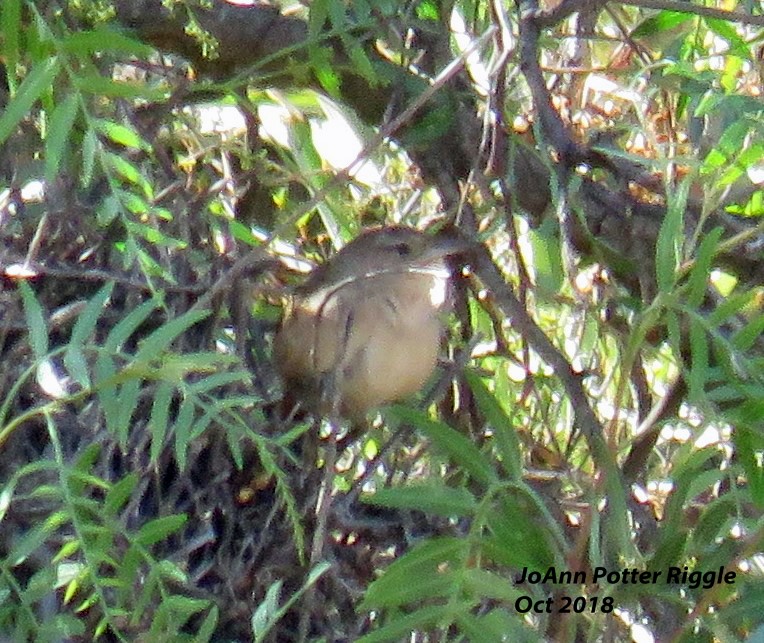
[{"left": 274, "top": 225, "right": 469, "bottom": 419}]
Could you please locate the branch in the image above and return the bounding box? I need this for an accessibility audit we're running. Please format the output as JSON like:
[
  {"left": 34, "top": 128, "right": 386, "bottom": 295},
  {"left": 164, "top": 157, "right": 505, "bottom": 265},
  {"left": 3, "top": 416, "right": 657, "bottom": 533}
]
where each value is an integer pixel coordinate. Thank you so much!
[
  {"left": 531, "top": 0, "right": 764, "bottom": 27},
  {"left": 622, "top": 0, "right": 764, "bottom": 27}
]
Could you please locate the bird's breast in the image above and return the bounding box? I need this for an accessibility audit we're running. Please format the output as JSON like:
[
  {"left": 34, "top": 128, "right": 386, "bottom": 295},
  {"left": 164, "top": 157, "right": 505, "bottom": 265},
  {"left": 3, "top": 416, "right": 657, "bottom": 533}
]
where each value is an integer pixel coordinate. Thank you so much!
[{"left": 275, "top": 268, "right": 452, "bottom": 417}]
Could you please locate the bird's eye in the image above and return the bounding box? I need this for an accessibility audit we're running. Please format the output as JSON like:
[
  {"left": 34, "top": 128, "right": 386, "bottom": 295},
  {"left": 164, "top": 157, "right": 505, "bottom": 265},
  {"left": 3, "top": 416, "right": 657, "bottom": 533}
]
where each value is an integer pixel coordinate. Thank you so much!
[{"left": 392, "top": 242, "right": 411, "bottom": 256}]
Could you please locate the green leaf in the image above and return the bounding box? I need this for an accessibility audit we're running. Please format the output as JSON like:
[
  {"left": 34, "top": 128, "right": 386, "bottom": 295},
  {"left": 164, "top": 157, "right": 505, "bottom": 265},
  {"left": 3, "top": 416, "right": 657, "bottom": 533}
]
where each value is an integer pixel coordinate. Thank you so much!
[
  {"left": 9, "top": 511, "right": 69, "bottom": 565},
  {"left": 691, "top": 496, "right": 735, "bottom": 550},
  {"left": 327, "top": 0, "right": 376, "bottom": 84},
  {"left": 482, "top": 492, "right": 559, "bottom": 570},
  {"left": 686, "top": 227, "right": 722, "bottom": 308},
  {"left": 152, "top": 352, "right": 239, "bottom": 380},
  {"left": 386, "top": 406, "right": 498, "bottom": 486},
  {"left": 149, "top": 381, "right": 174, "bottom": 464},
  {"left": 105, "top": 473, "right": 138, "bottom": 517},
  {"left": 114, "top": 375, "right": 142, "bottom": 446},
  {"left": 96, "top": 119, "right": 151, "bottom": 151},
  {"left": 735, "top": 428, "right": 764, "bottom": 507},
  {"left": 82, "top": 127, "right": 98, "bottom": 187},
  {"left": 171, "top": 396, "right": 196, "bottom": 453},
  {"left": 1, "top": 0, "right": 22, "bottom": 77},
  {"left": 466, "top": 371, "right": 523, "bottom": 480},
  {"left": 45, "top": 92, "right": 80, "bottom": 183},
  {"left": 0, "top": 57, "right": 60, "bottom": 146},
  {"left": 71, "top": 443, "right": 103, "bottom": 480},
  {"left": 728, "top": 189, "right": 764, "bottom": 217},
  {"left": 459, "top": 608, "right": 536, "bottom": 643},
  {"left": 252, "top": 581, "right": 284, "bottom": 642},
  {"left": 704, "top": 18, "right": 751, "bottom": 60},
  {"left": 655, "top": 176, "right": 690, "bottom": 293},
  {"left": 29, "top": 484, "right": 63, "bottom": 501},
  {"left": 366, "top": 484, "right": 477, "bottom": 517},
  {"left": 67, "top": 308, "right": 101, "bottom": 360},
  {"left": 186, "top": 369, "right": 251, "bottom": 394},
  {"left": 105, "top": 299, "right": 160, "bottom": 351},
  {"left": 25, "top": 566, "right": 57, "bottom": 603},
  {"left": 403, "top": 103, "right": 456, "bottom": 147},
  {"left": 252, "top": 563, "right": 330, "bottom": 643},
  {"left": 416, "top": 0, "right": 440, "bottom": 20},
  {"left": 63, "top": 347, "right": 90, "bottom": 390},
  {"left": 116, "top": 544, "right": 144, "bottom": 605},
  {"left": 125, "top": 219, "right": 185, "bottom": 250},
  {"left": 193, "top": 605, "right": 219, "bottom": 643},
  {"left": 527, "top": 226, "right": 564, "bottom": 296},
  {"left": 53, "top": 539, "right": 81, "bottom": 562},
  {"left": 632, "top": 11, "right": 691, "bottom": 38},
  {"left": 94, "top": 353, "right": 120, "bottom": 434},
  {"left": 96, "top": 193, "right": 121, "bottom": 225},
  {"left": 308, "top": 0, "right": 340, "bottom": 96},
  {"left": 362, "top": 537, "right": 467, "bottom": 609},
  {"left": 135, "top": 310, "right": 210, "bottom": 361},
  {"left": 461, "top": 569, "right": 524, "bottom": 603},
  {"left": 64, "top": 282, "right": 114, "bottom": 388},
  {"left": 158, "top": 595, "right": 211, "bottom": 622},
  {"left": 357, "top": 605, "right": 459, "bottom": 643},
  {"left": 63, "top": 27, "right": 155, "bottom": 57},
  {"left": 106, "top": 153, "right": 153, "bottom": 198},
  {"left": 136, "top": 514, "right": 188, "bottom": 547},
  {"left": 176, "top": 407, "right": 212, "bottom": 471},
  {"left": 18, "top": 281, "right": 49, "bottom": 359},
  {"left": 132, "top": 563, "right": 161, "bottom": 624},
  {"left": 687, "top": 317, "right": 708, "bottom": 402},
  {"left": 74, "top": 73, "right": 165, "bottom": 100},
  {"left": 709, "top": 288, "right": 756, "bottom": 326},
  {"left": 733, "top": 312, "right": 764, "bottom": 352},
  {"left": 664, "top": 447, "right": 723, "bottom": 524},
  {"left": 156, "top": 559, "right": 189, "bottom": 583},
  {"left": 38, "top": 614, "right": 85, "bottom": 639}
]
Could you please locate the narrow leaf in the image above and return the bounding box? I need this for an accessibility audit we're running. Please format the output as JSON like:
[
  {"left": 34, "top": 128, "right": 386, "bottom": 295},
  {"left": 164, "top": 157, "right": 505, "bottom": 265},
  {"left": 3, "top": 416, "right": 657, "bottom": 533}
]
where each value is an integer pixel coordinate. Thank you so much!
[
  {"left": 18, "top": 281, "right": 49, "bottom": 359},
  {"left": 81, "top": 127, "right": 98, "bottom": 187},
  {"left": 171, "top": 397, "right": 196, "bottom": 465},
  {"left": 135, "top": 310, "right": 210, "bottom": 361},
  {"left": 136, "top": 514, "right": 188, "bottom": 547},
  {"left": 655, "top": 177, "right": 690, "bottom": 293},
  {"left": 63, "top": 27, "right": 154, "bottom": 57},
  {"left": 686, "top": 227, "right": 722, "bottom": 308},
  {"left": 104, "top": 299, "right": 159, "bottom": 351},
  {"left": 105, "top": 473, "right": 138, "bottom": 517},
  {"left": 466, "top": 371, "right": 523, "bottom": 480},
  {"left": 687, "top": 318, "right": 708, "bottom": 402},
  {"left": 387, "top": 406, "right": 497, "bottom": 486},
  {"left": 1, "top": 0, "right": 22, "bottom": 76},
  {"left": 0, "top": 57, "right": 59, "bottom": 146},
  {"left": 64, "top": 282, "right": 114, "bottom": 387},
  {"left": 149, "top": 381, "right": 174, "bottom": 464},
  {"left": 45, "top": 92, "right": 80, "bottom": 182},
  {"left": 366, "top": 484, "right": 476, "bottom": 517}
]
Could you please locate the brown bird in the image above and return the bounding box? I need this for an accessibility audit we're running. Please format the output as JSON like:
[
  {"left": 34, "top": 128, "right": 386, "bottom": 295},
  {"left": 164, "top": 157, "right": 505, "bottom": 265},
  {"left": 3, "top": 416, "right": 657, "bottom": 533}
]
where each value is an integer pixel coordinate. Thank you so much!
[{"left": 274, "top": 226, "right": 469, "bottom": 419}]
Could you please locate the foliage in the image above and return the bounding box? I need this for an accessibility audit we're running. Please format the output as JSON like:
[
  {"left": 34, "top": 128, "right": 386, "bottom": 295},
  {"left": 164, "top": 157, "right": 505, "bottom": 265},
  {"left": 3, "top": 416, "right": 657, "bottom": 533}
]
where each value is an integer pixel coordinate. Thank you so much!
[{"left": 0, "top": 0, "right": 763, "bottom": 641}]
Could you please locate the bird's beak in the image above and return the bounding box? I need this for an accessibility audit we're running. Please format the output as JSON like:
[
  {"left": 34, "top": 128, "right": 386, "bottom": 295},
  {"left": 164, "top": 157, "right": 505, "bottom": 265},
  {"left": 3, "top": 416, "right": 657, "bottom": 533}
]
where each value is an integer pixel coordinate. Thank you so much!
[{"left": 424, "top": 229, "right": 476, "bottom": 261}]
